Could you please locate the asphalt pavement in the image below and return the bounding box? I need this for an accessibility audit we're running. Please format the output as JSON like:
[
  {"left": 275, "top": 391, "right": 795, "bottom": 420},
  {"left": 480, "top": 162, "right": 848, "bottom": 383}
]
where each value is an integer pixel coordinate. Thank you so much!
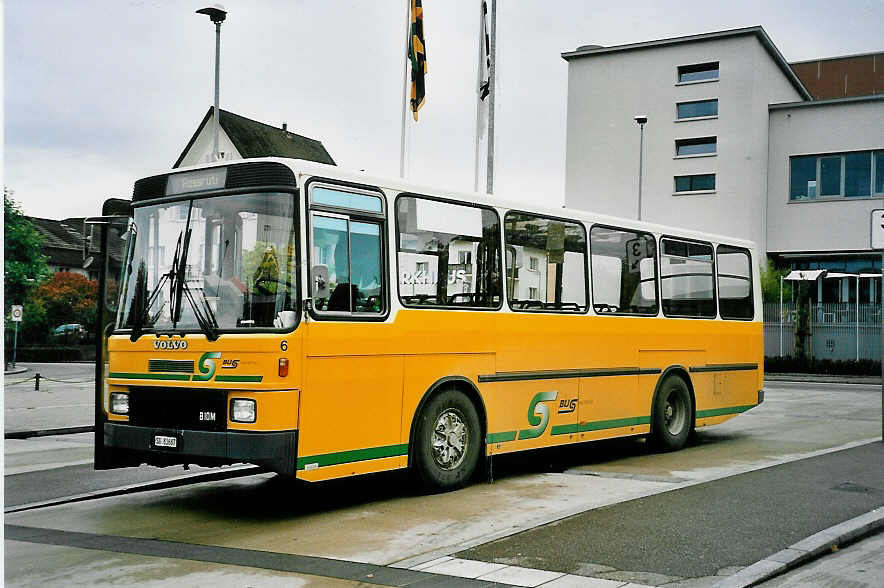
[{"left": 458, "top": 442, "right": 883, "bottom": 583}]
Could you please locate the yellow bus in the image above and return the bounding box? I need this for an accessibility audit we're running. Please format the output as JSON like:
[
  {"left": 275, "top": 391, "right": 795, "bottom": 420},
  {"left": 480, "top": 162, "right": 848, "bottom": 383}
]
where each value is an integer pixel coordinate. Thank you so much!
[{"left": 92, "top": 158, "right": 763, "bottom": 491}]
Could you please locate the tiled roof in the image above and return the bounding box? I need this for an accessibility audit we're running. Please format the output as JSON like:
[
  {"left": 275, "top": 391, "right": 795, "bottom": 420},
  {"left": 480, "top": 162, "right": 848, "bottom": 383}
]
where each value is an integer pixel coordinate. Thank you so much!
[
  {"left": 173, "top": 107, "right": 336, "bottom": 168},
  {"left": 28, "top": 216, "right": 123, "bottom": 270}
]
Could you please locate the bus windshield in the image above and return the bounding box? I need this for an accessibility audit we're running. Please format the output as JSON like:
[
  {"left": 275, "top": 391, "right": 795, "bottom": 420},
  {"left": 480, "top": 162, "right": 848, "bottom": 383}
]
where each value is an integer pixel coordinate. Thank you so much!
[{"left": 117, "top": 191, "right": 297, "bottom": 335}]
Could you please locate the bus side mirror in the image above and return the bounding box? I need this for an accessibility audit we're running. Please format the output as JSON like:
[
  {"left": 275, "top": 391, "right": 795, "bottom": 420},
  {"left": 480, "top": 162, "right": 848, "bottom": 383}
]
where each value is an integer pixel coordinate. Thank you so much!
[{"left": 312, "top": 264, "right": 330, "bottom": 299}]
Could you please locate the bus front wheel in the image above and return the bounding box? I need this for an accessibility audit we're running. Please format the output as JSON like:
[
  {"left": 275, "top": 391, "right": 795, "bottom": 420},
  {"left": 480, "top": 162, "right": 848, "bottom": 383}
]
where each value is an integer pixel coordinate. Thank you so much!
[
  {"left": 413, "top": 388, "right": 481, "bottom": 491},
  {"left": 651, "top": 375, "right": 693, "bottom": 451}
]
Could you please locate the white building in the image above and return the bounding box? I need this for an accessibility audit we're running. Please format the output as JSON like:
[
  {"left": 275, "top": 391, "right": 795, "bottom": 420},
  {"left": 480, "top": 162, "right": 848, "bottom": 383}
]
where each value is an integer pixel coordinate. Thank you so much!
[{"left": 562, "top": 26, "right": 884, "bottom": 303}]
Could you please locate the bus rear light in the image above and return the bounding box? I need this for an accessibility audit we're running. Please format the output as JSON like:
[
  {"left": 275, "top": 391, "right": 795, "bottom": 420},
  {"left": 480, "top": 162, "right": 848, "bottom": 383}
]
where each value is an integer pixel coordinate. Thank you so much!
[
  {"left": 278, "top": 358, "right": 289, "bottom": 377},
  {"left": 109, "top": 392, "right": 130, "bottom": 415},
  {"left": 230, "top": 398, "right": 256, "bottom": 423}
]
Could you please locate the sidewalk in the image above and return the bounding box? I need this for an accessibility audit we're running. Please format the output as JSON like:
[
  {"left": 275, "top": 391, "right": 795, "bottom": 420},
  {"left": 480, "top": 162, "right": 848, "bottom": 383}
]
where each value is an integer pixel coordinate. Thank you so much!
[{"left": 765, "top": 372, "right": 881, "bottom": 385}]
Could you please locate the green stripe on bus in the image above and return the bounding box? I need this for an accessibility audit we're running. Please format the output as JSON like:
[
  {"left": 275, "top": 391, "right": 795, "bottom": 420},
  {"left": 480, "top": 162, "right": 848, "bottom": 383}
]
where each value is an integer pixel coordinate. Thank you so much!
[
  {"left": 108, "top": 372, "right": 190, "bottom": 381},
  {"left": 297, "top": 443, "right": 409, "bottom": 470},
  {"left": 577, "top": 416, "right": 651, "bottom": 433},
  {"left": 486, "top": 431, "right": 517, "bottom": 443},
  {"left": 696, "top": 404, "right": 756, "bottom": 418},
  {"left": 550, "top": 423, "right": 579, "bottom": 435},
  {"left": 215, "top": 375, "right": 263, "bottom": 383}
]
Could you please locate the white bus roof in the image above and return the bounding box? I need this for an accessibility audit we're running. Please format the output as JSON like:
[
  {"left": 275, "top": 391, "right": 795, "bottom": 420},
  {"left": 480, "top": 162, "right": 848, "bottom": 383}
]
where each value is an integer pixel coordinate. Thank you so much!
[{"left": 157, "top": 156, "right": 757, "bottom": 251}]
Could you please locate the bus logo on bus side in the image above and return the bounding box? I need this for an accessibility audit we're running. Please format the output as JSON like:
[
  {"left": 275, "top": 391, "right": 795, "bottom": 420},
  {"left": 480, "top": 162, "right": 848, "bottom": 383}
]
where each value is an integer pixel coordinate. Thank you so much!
[
  {"left": 558, "top": 399, "right": 577, "bottom": 414},
  {"left": 517, "top": 391, "right": 578, "bottom": 440}
]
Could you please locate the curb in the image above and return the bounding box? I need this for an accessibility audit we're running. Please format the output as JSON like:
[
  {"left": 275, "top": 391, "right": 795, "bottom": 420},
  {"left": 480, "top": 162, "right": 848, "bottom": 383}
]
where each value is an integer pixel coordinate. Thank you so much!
[
  {"left": 765, "top": 374, "right": 881, "bottom": 385},
  {"left": 5, "top": 426, "right": 94, "bottom": 440},
  {"left": 714, "top": 507, "right": 884, "bottom": 587},
  {"left": 4, "top": 366, "right": 28, "bottom": 375}
]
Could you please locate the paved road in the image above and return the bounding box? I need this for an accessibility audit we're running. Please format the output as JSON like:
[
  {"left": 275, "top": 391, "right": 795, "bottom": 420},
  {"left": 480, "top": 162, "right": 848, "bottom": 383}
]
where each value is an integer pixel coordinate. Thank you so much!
[
  {"left": 458, "top": 442, "right": 883, "bottom": 583},
  {"left": 5, "top": 366, "right": 883, "bottom": 587}
]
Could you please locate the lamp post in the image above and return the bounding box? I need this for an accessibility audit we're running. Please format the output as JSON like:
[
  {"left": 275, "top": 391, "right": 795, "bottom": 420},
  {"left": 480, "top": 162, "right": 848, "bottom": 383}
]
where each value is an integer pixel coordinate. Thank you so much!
[
  {"left": 634, "top": 115, "right": 647, "bottom": 221},
  {"left": 196, "top": 5, "right": 227, "bottom": 162}
]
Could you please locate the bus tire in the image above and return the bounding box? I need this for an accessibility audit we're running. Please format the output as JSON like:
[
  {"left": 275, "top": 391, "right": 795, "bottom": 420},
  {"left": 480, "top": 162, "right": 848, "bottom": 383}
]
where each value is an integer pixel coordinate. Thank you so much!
[
  {"left": 651, "top": 375, "right": 693, "bottom": 451},
  {"left": 413, "top": 388, "right": 481, "bottom": 492}
]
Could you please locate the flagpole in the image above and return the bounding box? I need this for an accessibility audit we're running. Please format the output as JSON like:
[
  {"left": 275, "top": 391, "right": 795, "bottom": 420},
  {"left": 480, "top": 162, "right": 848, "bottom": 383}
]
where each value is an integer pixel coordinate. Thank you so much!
[
  {"left": 399, "top": 0, "right": 411, "bottom": 178},
  {"left": 473, "top": 0, "right": 485, "bottom": 193},
  {"left": 485, "top": 0, "right": 497, "bottom": 194}
]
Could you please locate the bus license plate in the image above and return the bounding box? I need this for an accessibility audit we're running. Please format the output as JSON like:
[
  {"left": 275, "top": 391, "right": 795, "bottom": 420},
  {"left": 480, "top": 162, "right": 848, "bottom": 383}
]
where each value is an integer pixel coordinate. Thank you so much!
[{"left": 153, "top": 435, "right": 178, "bottom": 449}]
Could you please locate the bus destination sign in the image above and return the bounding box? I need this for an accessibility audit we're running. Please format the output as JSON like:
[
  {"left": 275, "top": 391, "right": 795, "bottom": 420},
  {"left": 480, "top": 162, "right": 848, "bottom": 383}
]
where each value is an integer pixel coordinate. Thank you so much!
[{"left": 166, "top": 168, "right": 228, "bottom": 196}]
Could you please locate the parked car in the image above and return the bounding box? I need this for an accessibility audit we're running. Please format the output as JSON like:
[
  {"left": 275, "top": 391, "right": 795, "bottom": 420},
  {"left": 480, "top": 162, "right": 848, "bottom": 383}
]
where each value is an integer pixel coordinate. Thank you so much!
[{"left": 49, "top": 323, "right": 87, "bottom": 345}]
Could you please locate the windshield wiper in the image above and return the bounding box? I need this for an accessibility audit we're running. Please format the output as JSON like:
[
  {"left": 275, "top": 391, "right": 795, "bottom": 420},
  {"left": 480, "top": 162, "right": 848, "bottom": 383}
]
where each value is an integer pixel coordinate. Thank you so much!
[
  {"left": 130, "top": 230, "right": 182, "bottom": 342},
  {"left": 170, "top": 227, "right": 219, "bottom": 341}
]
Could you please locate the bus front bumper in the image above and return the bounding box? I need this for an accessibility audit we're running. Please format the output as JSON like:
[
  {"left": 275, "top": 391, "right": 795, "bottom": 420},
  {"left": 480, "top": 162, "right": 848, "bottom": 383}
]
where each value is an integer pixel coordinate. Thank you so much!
[{"left": 104, "top": 422, "right": 298, "bottom": 476}]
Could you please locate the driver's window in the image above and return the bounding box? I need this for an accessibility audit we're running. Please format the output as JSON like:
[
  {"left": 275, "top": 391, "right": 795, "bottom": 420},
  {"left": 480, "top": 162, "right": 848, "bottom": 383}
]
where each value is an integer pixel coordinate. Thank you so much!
[{"left": 309, "top": 185, "right": 385, "bottom": 316}]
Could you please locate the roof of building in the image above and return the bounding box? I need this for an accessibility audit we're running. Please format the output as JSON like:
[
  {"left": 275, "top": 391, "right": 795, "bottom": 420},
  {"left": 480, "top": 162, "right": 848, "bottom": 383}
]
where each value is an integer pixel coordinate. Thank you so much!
[
  {"left": 790, "top": 51, "right": 883, "bottom": 100},
  {"left": 28, "top": 216, "right": 123, "bottom": 270},
  {"left": 562, "top": 26, "right": 812, "bottom": 101},
  {"left": 769, "top": 93, "right": 884, "bottom": 111},
  {"left": 28, "top": 217, "right": 86, "bottom": 269},
  {"left": 29, "top": 216, "right": 84, "bottom": 251},
  {"left": 173, "top": 107, "right": 336, "bottom": 168}
]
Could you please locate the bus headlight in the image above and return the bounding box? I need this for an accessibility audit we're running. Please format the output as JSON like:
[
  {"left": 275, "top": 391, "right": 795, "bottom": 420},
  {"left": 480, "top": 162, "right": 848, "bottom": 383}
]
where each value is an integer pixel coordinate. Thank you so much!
[
  {"left": 109, "top": 392, "right": 129, "bottom": 415},
  {"left": 230, "top": 398, "right": 256, "bottom": 423}
]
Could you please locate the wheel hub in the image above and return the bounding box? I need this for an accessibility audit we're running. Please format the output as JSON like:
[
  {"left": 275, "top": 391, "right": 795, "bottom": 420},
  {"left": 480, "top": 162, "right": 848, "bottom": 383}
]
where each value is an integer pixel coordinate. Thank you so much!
[
  {"left": 664, "top": 390, "right": 686, "bottom": 435},
  {"left": 432, "top": 409, "right": 468, "bottom": 470}
]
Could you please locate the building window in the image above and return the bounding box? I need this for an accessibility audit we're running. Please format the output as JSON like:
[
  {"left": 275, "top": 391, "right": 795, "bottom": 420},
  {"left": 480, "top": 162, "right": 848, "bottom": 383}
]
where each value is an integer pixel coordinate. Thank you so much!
[
  {"left": 676, "top": 99, "right": 718, "bottom": 119},
  {"left": 528, "top": 256, "right": 538, "bottom": 271},
  {"left": 458, "top": 251, "right": 472, "bottom": 265},
  {"left": 674, "top": 174, "right": 715, "bottom": 193},
  {"left": 528, "top": 287, "right": 538, "bottom": 300},
  {"left": 876, "top": 151, "right": 884, "bottom": 194},
  {"left": 790, "top": 151, "right": 884, "bottom": 200},
  {"left": 676, "top": 137, "right": 717, "bottom": 156},
  {"left": 790, "top": 156, "right": 817, "bottom": 199},
  {"left": 845, "top": 152, "right": 872, "bottom": 197},
  {"left": 678, "top": 62, "right": 719, "bottom": 83}
]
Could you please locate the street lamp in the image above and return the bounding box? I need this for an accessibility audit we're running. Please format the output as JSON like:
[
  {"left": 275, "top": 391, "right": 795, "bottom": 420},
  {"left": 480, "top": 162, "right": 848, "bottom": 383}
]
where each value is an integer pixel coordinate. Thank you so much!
[
  {"left": 634, "top": 115, "right": 647, "bottom": 221},
  {"left": 196, "top": 4, "right": 227, "bottom": 162}
]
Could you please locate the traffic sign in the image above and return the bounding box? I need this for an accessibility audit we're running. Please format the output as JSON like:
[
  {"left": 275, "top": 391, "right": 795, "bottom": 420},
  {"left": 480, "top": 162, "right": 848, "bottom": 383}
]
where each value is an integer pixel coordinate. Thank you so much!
[
  {"left": 10, "top": 305, "right": 23, "bottom": 322},
  {"left": 871, "top": 209, "right": 884, "bottom": 249}
]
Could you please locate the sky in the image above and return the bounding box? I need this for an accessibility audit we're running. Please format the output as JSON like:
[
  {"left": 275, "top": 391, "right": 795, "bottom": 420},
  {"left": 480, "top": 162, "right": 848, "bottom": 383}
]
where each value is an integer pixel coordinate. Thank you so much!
[{"left": 3, "top": 0, "right": 883, "bottom": 220}]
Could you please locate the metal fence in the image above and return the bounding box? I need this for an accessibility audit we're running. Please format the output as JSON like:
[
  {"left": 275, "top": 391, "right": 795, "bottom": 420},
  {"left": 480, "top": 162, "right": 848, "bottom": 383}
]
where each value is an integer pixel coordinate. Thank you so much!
[{"left": 763, "top": 302, "right": 882, "bottom": 361}]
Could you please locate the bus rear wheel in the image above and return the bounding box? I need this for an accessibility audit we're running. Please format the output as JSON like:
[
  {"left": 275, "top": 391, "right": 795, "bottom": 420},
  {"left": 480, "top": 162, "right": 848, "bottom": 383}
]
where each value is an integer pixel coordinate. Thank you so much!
[
  {"left": 413, "top": 388, "right": 481, "bottom": 492},
  {"left": 651, "top": 375, "right": 693, "bottom": 451}
]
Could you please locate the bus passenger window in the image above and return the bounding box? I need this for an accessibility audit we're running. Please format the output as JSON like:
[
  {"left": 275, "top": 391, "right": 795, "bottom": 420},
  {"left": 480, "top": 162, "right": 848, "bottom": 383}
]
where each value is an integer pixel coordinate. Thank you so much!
[
  {"left": 589, "top": 226, "right": 658, "bottom": 315},
  {"left": 396, "top": 196, "right": 502, "bottom": 309},
  {"left": 504, "top": 212, "right": 587, "bottom": 312},
  {"left": 308, "top": 184, "right": 386, "bottom": 316},
  {"left": 660, "top": 238, "right": 715, "bottom": 318},
  {"left": 717, "top": 245, "right": 753, "bottom": 320}
]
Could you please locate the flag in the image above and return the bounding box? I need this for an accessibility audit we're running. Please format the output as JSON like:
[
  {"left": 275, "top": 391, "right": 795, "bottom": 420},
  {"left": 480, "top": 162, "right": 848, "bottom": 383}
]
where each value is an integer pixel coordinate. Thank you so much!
[
  {"left": 409, "top": 0, "right": 427, "bottom": 121},
  {"left": 478, "top": 0, "right": 490, "bottom": 101}
]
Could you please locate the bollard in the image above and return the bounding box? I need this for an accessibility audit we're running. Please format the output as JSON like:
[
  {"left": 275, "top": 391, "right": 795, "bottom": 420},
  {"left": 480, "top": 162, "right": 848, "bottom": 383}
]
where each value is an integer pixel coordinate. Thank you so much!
[{"left": 35, "top": 372, "right": 40, "bottom": 391}]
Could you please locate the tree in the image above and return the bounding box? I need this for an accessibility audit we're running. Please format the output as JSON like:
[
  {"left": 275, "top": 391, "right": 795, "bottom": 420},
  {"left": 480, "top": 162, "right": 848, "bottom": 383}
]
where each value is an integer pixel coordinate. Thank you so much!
[
  {"left": 4, "top": 188, "right": 49, "bottom": 312},
  {"left": 24, "top": 272, "right": 98, "bottom": 343},
  {"left": 760, "top": 256, "right": 791, "bottom": 303}
]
